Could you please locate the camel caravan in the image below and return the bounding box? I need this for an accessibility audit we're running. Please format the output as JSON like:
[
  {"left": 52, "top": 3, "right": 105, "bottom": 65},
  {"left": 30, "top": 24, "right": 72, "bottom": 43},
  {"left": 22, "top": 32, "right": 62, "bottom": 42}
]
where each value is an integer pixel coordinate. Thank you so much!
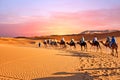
[{"left": 39, "top": 36, "right": 118, "bottom": 57}]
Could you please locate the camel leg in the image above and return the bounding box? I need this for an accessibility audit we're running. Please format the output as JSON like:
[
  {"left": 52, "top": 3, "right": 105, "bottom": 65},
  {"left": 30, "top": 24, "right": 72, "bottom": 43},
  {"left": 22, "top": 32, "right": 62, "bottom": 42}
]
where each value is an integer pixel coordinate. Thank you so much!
[
  {"left": 94, "top": 45, "right": 98, "bottom": 52},
  {"left": 85, "top": 46, "right": 87, "bottom": 52},
  {"left": 81, "top": 46, "right": 82, "bottom": 51},
  {"left": 84, "top": 46, "right": 86, "bottom": 51},
  {"left": 74, "top": 45, "right": 76, "bottom": 48},
  {"left": 61, "top": 45, "right": 63, "bottom": 48},
  {"left": 96, "top": 46, "right": 99, "bottom": 52},
  {"left": 99, "top": 45, "right": 102, "bottom": 53},
  {"left": 107, "top": 47, "right": 110, "bottom": 54},
  {"left": 85, "top": 45, "right": 87, "bottom": 52},
  {"left": 44, "top": 44, "right": 47, "bottom": 48},
  {"left": 83, "top": 45, "right": 86, "bottom": 51},
  {"left": 84, "top": 46, "right": 85, "bottom": 51},
  {"left": 83, "top": 46, "right": 85, "bottom": 51},
  {"left": 64, "top": 45, "right": 67, "bottom": 48},
  {"left": 116, "top": 48, "right": 118, "bottom": 57},
  {"left": 90, "top": 46, "right": 92, "bottom": 52},
  {"left": 111, "top": 49, "right": 114, "bottom": 56}
]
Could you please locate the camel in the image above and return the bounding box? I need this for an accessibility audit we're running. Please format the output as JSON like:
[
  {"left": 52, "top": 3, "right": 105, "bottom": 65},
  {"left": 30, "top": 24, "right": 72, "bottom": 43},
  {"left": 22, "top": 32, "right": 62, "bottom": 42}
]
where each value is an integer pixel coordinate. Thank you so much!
[
  {"left": 51, "top": 40, "right": 58, "bottom": 47},
  {"left": 77, "top": 41, "right": 87, "bottom": 51},
  {"left": 100, "top": 41, "right": 118, "bottom": 57},
  {"left": 57, "top": 41, "right": 67, "bottom": 48},
  {"left": 43, "top": 39, "right": 58, "bottom": 47},
  {"left": 100, "top": 41, "right": 109, "bottom": 48},
  {"left": 43, "top": 40, "right": 47, "bottom": 47},
  {"left": 66, "top": 42, "right": 76, "bottom": 48},
  {"left": 46, "top": 39, "right": 58, "bottom": 47},
  {"left": 88, "top": 41, "right": 101, "bottom": 51},
  {"left": 46, "top": 39, "right": 53, "bottom": 47},
  {"left": 47, "top": 39, "right": 51, "bottom": 45}
]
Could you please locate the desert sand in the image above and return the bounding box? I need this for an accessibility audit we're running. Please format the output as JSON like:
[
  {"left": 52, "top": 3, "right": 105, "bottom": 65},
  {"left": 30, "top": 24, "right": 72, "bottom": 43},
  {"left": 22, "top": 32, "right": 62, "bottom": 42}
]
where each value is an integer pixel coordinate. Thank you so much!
[{"left": 0, "top": 37, "right": 120, "bottom": 80}]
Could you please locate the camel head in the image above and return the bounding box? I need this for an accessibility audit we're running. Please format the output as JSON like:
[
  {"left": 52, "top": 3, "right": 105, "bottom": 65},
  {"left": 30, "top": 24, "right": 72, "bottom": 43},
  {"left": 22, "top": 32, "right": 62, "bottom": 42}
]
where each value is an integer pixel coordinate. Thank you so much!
[
  {"left": 77, "top": 42, "right": 80, "bottom": 44},
  {"left": 57, "top": 41, "right": 60, "bottom": 43},
  {"left": 99, "top": 41, "right": 104, "bottom": 43},
  {"left": 66, "top": 42, "right": 69, "bottom": 44},
  {"left": 87, "top": 41, "right": 93, "bottom": 45},
  {"left": 87, "top": 41, "right": 91, "bottom": 43}
]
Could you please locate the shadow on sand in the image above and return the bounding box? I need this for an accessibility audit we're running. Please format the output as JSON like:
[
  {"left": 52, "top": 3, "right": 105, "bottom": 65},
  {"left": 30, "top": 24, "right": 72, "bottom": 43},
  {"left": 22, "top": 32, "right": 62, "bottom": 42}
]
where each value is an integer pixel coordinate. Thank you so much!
[
  {"left": 32, "top": 71, "right": 94, "bottom": 80},
  {"left": 32, "top": 66, "right": 120, "bottom": 80},
  {"left": 33, "top": 47, "right": 120, "bottom": 80},
  {"left": 56, "top": 50, "right": 95, "bottom": 58},
  {"left": 83, "top": 67, "right": 120, "bottom": 75}
]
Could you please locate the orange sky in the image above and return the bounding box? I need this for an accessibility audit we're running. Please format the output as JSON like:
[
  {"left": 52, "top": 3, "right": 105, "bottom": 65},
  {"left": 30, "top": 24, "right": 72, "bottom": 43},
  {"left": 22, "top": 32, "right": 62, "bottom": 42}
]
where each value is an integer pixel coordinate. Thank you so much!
[{"left": 0, "top": 0, "right": 120, "bottom": 37}]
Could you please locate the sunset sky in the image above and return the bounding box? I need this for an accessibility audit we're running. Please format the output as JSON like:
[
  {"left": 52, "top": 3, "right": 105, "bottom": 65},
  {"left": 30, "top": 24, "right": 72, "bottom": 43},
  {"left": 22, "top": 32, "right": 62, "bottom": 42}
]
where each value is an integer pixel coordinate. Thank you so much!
[{"left": 0, "top": 0, "right": 120, "bottom": 37}]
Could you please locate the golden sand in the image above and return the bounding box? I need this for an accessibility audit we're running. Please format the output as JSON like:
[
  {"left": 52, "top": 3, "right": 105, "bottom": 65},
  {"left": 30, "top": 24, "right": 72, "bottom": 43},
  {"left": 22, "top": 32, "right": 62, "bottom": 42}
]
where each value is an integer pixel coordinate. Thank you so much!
[{"left": 0, "top": 37, "right": 120, "bottom": 80}]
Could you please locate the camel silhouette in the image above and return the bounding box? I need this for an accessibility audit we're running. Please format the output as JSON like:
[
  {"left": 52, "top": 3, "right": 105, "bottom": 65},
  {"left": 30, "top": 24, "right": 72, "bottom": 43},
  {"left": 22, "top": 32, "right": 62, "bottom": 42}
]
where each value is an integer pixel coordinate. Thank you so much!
[
  {"left": 57, "top": 41, "right": 67, "bottom": 48},
  {"left": 88, "top": 41, "right": 101, "bottom": 51},
  {"left": 66, "top": 42, "right": 76, "bottom": 48},
  {"left": 77, "top": 41, "right": 87, "bottom": 51},
  {"left": 43, "top": 41, "right": 47, "bottom": 47},
  {"left": 51, "top": 40, "right": 58, "bottom": 47},
  {"left": 100, "top": 41, "right": 118, "bottom": 57}
]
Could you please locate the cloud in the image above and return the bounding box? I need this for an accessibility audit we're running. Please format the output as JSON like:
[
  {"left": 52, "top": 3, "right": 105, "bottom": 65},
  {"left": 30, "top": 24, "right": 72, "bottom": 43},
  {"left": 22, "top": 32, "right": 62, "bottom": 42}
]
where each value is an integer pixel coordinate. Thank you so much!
[
  {"left": 0, "top": 8, "right": 120, "bottom": 37},
  {"left": 52, "top": 8, "right": 120, "bottom": 27}
]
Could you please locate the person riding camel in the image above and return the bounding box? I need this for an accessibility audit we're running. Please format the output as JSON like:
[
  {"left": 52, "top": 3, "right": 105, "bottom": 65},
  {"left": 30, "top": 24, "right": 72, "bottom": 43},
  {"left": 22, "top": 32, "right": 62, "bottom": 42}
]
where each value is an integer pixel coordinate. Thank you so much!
[
  {"left": 61, "top": 37, "right": 65, "bottom": 43},
  {"left": 53, "top": 39, "right": 57, "bottom": 44},
  {"left": 110, "top": 36, "right": 116, "bottom": 47},
  {"left": 70, "top": 38, "right": 74, "bottom": 44},
  {"left": 92, "top": 37, "right": 98, "bottom": 44},
  {"left": 54, "top": 39, "right": 57, "bottom": 43},
  {"left": 44, "top": 40, "right": 47, "bottom": 43},
  {"left": 105, "top": 36, "right": 111, "bottom": 45},
  {"left": 47, "top": 39, "right": 50, "bottom": 44},
  {"left": 80, "top": 36, "right": 85, "bottom": 44}
]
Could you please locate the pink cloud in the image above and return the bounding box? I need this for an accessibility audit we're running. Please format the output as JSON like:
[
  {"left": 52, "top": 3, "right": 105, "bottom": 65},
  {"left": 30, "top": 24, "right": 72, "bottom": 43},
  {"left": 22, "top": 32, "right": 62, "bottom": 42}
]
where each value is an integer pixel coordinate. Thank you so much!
[
  {"left": 0, "top": 8, "right": 120, "bottom": 37},
  {"left": 52, "top": 8, "right": 120, "bottom": 27}
]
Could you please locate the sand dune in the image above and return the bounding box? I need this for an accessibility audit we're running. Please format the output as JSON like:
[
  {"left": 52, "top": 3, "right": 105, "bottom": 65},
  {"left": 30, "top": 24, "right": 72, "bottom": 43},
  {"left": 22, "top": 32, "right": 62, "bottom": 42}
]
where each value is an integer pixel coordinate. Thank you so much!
[{"left": 0, "top": 37, "right": 120, "bottom": 80}]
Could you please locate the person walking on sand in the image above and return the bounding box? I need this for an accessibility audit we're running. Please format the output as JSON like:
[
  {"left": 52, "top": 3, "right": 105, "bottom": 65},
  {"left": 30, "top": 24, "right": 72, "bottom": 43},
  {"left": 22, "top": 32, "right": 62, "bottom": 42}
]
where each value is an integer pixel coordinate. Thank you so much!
[{"left": 38, "top": 42, "right": 41, "bottom": 47}]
